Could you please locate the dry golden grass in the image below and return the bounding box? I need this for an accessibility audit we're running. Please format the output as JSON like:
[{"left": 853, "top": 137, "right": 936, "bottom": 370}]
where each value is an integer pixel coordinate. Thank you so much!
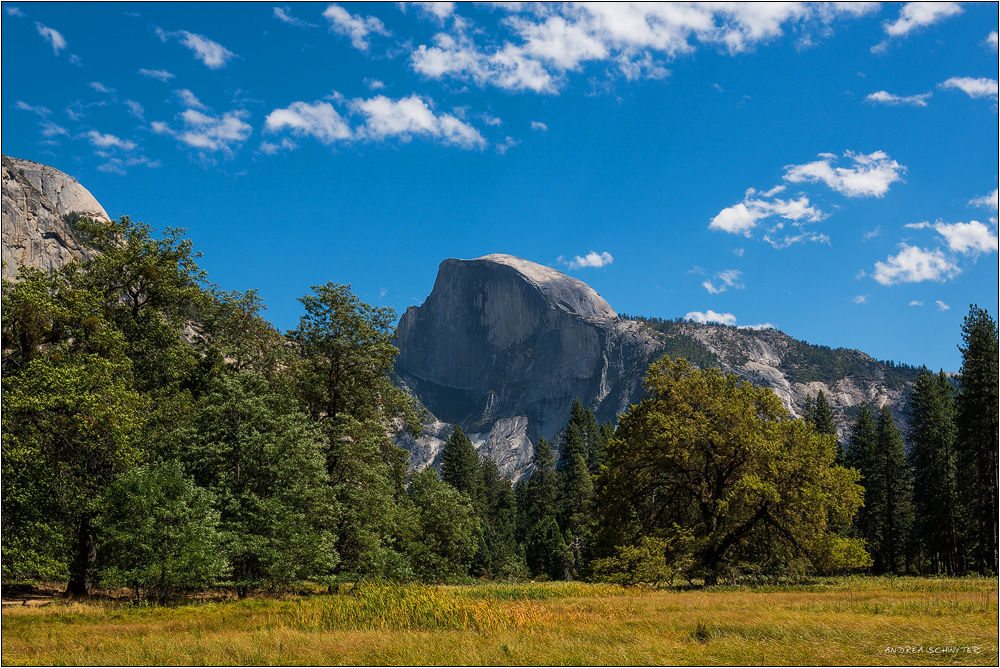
[{"left": 2, "top": 578, "right": 996, "bottom": 666}]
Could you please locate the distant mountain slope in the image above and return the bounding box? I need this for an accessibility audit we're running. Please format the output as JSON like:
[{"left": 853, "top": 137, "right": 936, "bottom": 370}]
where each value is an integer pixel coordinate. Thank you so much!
[
  {"left": 395, "top": 256, "right": 922, "bottom": 481},
  {"left": 1, "top": 155, "right": 106, "bottom": 279}
]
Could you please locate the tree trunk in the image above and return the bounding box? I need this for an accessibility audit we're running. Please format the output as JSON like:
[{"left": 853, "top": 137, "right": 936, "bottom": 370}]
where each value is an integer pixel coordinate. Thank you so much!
[{"left": 66, "top": 514, "right": 97, "bottom": 596}]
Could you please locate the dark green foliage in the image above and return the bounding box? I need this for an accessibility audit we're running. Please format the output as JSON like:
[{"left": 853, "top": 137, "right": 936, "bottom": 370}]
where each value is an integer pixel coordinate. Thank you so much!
[
  {"left": 523, "top": 436, "right": 561, "bottom": 577},
  {"left": 907, "top": 368, "right": 964, "bottom": 574},
  {"left": 440, "top": 426, "right": 483, "bottom": 507},
  {"left": 852, "top": 406, "right": 914, "bottom": 575},
  {"left": 472, "top": 458, "right": 526, "bottom": 580},
  {"left": 96, "top": 461, "right": 225, "bottom": 603},
  {"left": 402, "top": 469, "right": 480, "bottom": 582},
  {"left": 180, "top": 370, "right": 339, "bottom": 593},
  {"left": 812, "top": 391, "right": 837, "bottom": 436},
  {"left": 955, "top": 305, "right": 999, "bottom": 573}
]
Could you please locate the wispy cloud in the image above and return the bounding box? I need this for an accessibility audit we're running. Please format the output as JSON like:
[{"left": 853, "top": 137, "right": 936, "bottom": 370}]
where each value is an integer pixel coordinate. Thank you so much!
[
  {"left": 939, "top": 77, "right": 999, "bottom": 100},
  {"left": 124, "top": 99, "right": 145, "bottom": 120},
  {"left": 138, "top": 68, "right": 175, "bottom": 82},
  {"left": 987, "top": 31, "right": 999, "bottom": 52},
  {"left": 852, "top": 294, "right": 868, "bottom": 304},
  {"left": 970, "top": 188, "right": 998, "bottom": 211},
  {"left": 35, "top": 22, "right": 66, "bottom": 55},
  {"left": 702, "top": 269, "right": 743, "bottom": 294},
  {"left": 89, "top": 81, "right": 117, "bottom": 96},
  {"left": 273, "top": 6, "right": 318, "bottom": 29},
  {"left": 865, "top": 90, "right": 931, "bottom": 107},
  {"left": 5, "top": 6, "right": 25, "bottom": 17},
  {"left": 530, "top": 121, "right": 548, "bottom": 132},
  {"left": 323, "top": 4, "right": 391, "bottom": 52},
  {"left": 873, "top": 2, "right": 962, "bottom": 53},
  {"left": 936, "top": 300, "right": 950, "bottom": 311},
  {"left": 16, "top": 101, "right": 51, "bottom": 117},
  {"left": 909, "top": 300, "right": 923, "bottom": 306},
  {"left": 156, "top": 27, "right": 236, "bottom": 69},
  {"left": 710, "top": 188, "right": 824, "bottom": 237}
]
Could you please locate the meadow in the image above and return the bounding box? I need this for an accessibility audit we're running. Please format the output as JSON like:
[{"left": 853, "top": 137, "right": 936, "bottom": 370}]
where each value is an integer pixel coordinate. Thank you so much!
[{"left": 1, "top": 577, "right": 996, "bottom": 666}]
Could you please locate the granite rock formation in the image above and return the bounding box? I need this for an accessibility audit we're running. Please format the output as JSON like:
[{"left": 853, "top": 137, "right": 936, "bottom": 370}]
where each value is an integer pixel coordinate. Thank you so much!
[
  {"left": 395, "top": 255, "right": 920, "bottom": 481},
  {"left": 394, "top": 254, "right": 662, "bottom": 480},
  {"left": 2, "top": 155, "right": 107, "bottom": 279}
]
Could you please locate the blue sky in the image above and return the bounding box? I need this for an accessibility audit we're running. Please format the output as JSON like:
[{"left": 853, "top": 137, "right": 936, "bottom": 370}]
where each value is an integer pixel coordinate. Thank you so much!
[{"left": 3, "top": 2, "right": 997, "bottom": 372}]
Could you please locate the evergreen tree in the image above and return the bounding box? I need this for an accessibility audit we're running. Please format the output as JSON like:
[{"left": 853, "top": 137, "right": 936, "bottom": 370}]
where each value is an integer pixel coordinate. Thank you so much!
[
  {"left": 845, "top": 402, "right": 878, "bottom": 558},
  {"left": 472, "top": 458, "right": 526, "bottom": 579},
  {"left": 812, "top": 391, "right": 837, "bottom": 436},
  {"left": 907, "top": 368, "right": 963, "bottom": 574},
  {"left": 557, "top": 398, "right": 588, "bottom": 471},
  {"left": 523, "top": 436, "right": 560, "bottom": 576},
  {"left": 440, "top": 426, "right": 483, "bottom": 508},
  {"left": 402, "top": 468, "right": 480, "bottom": 582},
  {"left": 873, "top": 406, "right": 915, "bottom": 574},
  {"left": 803, "top": 394, "right": 816, "bottom": 426},
  {"left": 956, "top": 305, "right": 999, "bottom": 573}
]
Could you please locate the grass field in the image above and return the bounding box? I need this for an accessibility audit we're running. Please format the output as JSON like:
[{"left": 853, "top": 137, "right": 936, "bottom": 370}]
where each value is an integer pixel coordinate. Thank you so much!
[{"left": 1, "top": 577, "right": 996, "bottom": 666}]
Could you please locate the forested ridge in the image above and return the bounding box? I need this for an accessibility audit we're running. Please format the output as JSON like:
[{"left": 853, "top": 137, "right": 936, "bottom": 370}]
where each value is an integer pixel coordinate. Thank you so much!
[{"left": 3, "top": 219, "right": 997, "bottom": 602}]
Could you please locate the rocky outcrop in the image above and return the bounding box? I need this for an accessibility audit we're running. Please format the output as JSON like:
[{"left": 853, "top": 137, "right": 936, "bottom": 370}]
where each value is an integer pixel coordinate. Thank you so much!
[
  {"left": 395, "top": 255, "right": 920, "bottom": 481},
  {"left": 2, "top": 155, "right": 106, "bottom": 279},
  {"left": 394, "top": 254, "right": 661, "bottom": 480}
]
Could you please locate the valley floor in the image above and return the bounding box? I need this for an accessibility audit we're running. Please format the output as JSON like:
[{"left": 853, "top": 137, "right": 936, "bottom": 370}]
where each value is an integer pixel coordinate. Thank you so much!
[{"left": 1, "top": 578, "right": 996, "bottom": 666}]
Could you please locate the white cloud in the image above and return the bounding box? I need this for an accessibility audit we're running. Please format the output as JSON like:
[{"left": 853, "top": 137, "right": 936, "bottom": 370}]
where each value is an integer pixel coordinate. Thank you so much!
[
  {"left": 411, "top": 2, "right": 455, "bottom": 21},
  {"left": 84, "top": 130, "right": 137, "bottom": 151},
  {"left": 407, "top": 4, "right": 872, "bottom": 94},
  {"left": 157, "top": 28, "right": 236, "bottom": 69},
  {"left": 89, "top": 81, "right": 116, "bottom": 95},
  {"left": 531, "top": 120, "right": 548, "bottom": 131},
  {"left": 274, "top": 6, "right": 318, "bottom": 29},
  {"left": 155, "top": 108, "right": 254, "bottom": 155},
  {"left": 702, "top": 269, "right": 743, "bottom": 294},
  {"left": 125, "top": 99, "right": 144, "bottom": 120},
  {"left": 5, "top": 6, "right": 25, "bottom": 17},
  {"left": 16, "top": 101, "right": 51, "bottom": 116},
  {"left": 883, "top": 2, "right": 962, "bottom": 37},
  {"left": 931, "top": 220, "right": 999, "bottom": 254},
  {"left": 264, "top": 100, "right": 352, "bottom": 144},
  {"left": 865, "top": 90, "right": 931, "bottom": 107},
  {"left": 263, "top": 94, "right": 488, "bottom": 151},
  {"left": 710, "top": 191, "right": 824, "bottom": 237},
  {"left": 852, "top": 294, "right": 868, "bottom": 304},
  {"left": 364, "top": 78, "right": 386, "bottom": 91},
  {"left": 872, "top": 244, "right": 960, "bottom": 285},
  {"left": 970, "top": 189, "right": 999, "bottom": 210},
  {"left": 862, "top": 226, "right": 883, "bottom": 241},
  {"left": 784, "top": 150, "right": 905, "bottom": 198},
  {"left": 936, "top": 300, "right": 950, "bottom": 311},
  {"left": 138, "top": 68, "right": 175, "bottom": 82},
  {"left": 564, "top": 251, "right": 614, "bottom": 270},
  {"left": 762, "top": 230, "right": 830, "bottom": 249},
  {"left": 35, "top": 22, "right": 66, "bottom": 54},
  {"left": 353, "top": 94, "right": 486, "bottom": 148},
  {"left": 909, "top": 300, "right": 923, "bottom": 306},
  {"left": 988, "top": 32, "right": 999, "bottom": 51},
  {"left": 685, "top": 310, "right": 737, "bottom": 326},
  {"left": 940, "top": 77, "right": 999, "bottom": 100},
  {"left": 323, "top": 4, "right": 391, "bottom": 51},
  {"left": 175, "top": 89, "right": 208, "bottom": 110},
  {"left": 40, "top": 121, "right": 69, "bottom": 137},
  {"left": 258, "top": 138, "right": 298, "bottom": 155}
]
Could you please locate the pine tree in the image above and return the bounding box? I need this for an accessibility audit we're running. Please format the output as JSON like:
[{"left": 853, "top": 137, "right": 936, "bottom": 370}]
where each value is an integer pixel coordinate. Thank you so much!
[
  {"left": 907, "top": 368, "right": 963, "bottom": 574},
  {"left": 956, "top": 305, "right": 999, "bottom": 573},
  {"left": 845, "top": 402, "right": 879, "bottom": 567},
  {"left": 803, "top": 394, "right": 816, "bottom": 426},
  {"left": 557, "top": 398, "right": 588, "bottom": 471},
  {"left": 440, "top": 426, "right": 483, "bottom": 509},
  {"left": 875, "top": 406, "right": 915, "bottom": 574},
  {"left": 813, "top": 391, "right": 837, "bottom": 436},
  {"left": 523, "top": 436, "right": 559, "bottom": 576}
]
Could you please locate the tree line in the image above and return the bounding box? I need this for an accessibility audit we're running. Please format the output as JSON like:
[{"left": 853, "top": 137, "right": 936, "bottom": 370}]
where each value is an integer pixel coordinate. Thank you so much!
[{"left": 2, "top": 219, "right": 996, "bottom": 601}]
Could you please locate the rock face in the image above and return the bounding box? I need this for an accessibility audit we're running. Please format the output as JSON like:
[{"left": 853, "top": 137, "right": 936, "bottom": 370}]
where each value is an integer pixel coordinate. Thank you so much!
[
  {"left": 395, "top": 255, "right": 921, "bottom": 482},
  {"left": 2, "top": 155, "right": 107, "bottom": 279},
  {"left": 394, "top": 254, "right": 662, "bottom": 480}
]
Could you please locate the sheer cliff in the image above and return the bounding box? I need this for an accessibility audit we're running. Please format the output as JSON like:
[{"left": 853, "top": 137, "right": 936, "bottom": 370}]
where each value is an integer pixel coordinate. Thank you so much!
[
  {"left": 2, "top": 155, "right": 106, "bottom": 279},
  {"left": 394, "top": 255, "right": 920, "bottom": 481}
]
